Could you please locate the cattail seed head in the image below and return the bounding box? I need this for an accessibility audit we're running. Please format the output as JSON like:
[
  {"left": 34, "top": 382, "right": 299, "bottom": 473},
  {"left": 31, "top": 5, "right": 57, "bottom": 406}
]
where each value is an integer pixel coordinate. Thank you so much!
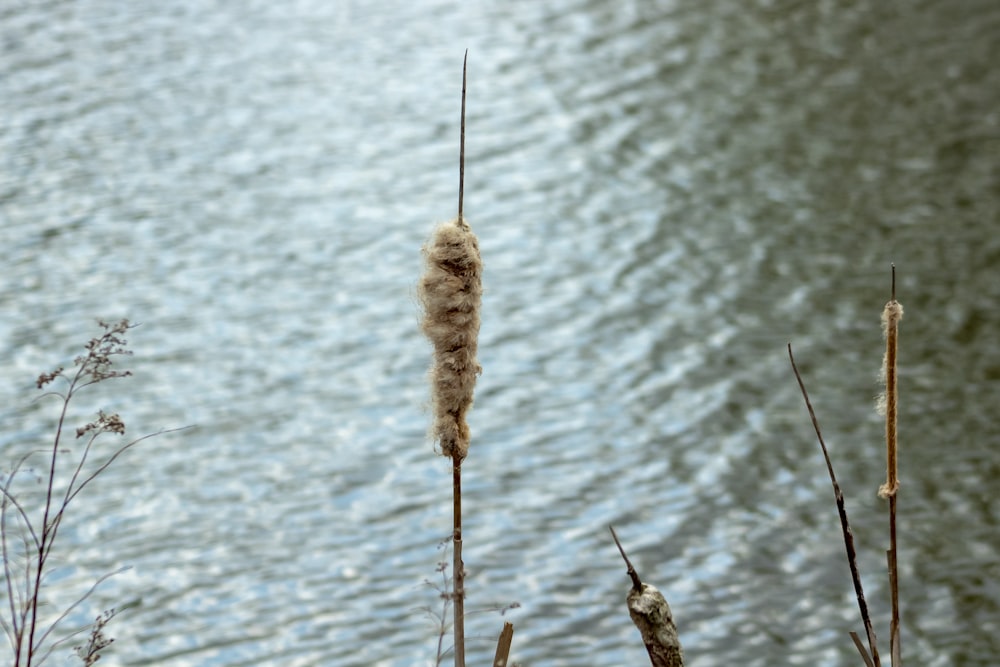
[
  {"left": 418, "top": 216, "right": 482, "bottom": 461},
  {"left": 877, "top": 298, "right": 903, "bottom": 499},
  {"left": 876, "top": 300, "right": 905, "bottom": 411}
]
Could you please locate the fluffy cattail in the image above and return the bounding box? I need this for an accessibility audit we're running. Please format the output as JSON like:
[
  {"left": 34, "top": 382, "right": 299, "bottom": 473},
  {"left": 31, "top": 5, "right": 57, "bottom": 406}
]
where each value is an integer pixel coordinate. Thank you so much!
[
  {"left": 877, "top": 297, "right": 903, "bottom": 499},
  {"left": 418, "top": 215, "right": 482, "bottom": 461}
]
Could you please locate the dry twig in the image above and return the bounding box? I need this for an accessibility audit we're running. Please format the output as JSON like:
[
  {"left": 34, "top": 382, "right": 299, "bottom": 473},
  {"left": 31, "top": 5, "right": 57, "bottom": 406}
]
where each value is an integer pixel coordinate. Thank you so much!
[{"left": 788, "top": 345, "right": 880, "bottom": 667}]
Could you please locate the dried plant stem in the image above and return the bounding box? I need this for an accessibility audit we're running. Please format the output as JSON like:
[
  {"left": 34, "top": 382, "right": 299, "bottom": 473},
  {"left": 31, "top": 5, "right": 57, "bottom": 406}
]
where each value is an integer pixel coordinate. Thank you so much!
[
  {"left": 451, "top": 51, "right": 469, "bottom": 667},
  {"left": 879, "top": 265, "right": 903, "bottom": 665},
  {"left": 788, "top": 345, "right": 881, "bottom": 667},
  {"left": 1, "top": 320, "right": 186, "bottom": 667},
  {"left": 452, "top": 461, "right": 465, "bottom": 667},
  {"left": 888, "top": 498, "right": 900, "bottom": 666},
  {"left": 419, "top": 52, "right": 480, "bottom": 667},
  {"left": 492, "top": 621, "right": 514, "bottom": 667},
  {"left": 609, "top": 525, "right": 642, "bottom": 592}
]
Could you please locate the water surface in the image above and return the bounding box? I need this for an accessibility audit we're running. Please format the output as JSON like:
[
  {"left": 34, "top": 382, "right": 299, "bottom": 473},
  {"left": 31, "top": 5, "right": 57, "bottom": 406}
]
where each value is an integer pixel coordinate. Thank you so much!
[{"left": 1, "top": 0, "right": 998, "bottom": 665}]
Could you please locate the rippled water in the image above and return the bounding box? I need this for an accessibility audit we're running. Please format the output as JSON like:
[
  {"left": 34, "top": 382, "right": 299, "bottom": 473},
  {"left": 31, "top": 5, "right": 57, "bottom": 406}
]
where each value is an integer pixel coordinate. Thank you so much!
[{"left": 2, "top": 0, "right": 998, "bottom": 665}]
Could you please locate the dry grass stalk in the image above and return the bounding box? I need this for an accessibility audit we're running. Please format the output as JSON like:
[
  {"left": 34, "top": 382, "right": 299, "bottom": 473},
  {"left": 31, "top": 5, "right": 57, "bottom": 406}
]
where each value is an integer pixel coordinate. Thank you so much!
[
  {"left": 418, "top": 50, "right": 481, "bottom": 667},
  {"left": 877, "top": 266, "right": 903, "bottom": 665},
  {"left": 788, "top": 344, "right": 881, "bottom": 667}
]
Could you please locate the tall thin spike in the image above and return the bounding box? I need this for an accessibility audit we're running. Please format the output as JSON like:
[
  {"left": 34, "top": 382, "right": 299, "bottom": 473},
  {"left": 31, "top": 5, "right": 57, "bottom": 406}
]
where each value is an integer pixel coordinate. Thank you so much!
[{"left": 458, "top": 50, "right": 467, "bottom": 221}]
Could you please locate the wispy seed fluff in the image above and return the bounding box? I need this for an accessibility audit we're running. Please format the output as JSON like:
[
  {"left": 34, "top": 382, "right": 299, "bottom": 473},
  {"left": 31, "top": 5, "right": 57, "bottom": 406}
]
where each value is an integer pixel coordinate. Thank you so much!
[
  {"left": 875, "top": 300, "right": 904, "bottom": 416},
  {"left": 418, "top": 216, "right": 483, "bottom": 461},
  {"left": 877, "top": 299, "right": 903, "bottom": 499}
]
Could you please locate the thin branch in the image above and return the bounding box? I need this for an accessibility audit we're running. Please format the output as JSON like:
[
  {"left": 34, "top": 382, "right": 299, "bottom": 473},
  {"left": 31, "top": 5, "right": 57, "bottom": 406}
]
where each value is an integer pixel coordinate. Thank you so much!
[
  {"left": 0, "top": 500, "right": 19, "bottom": 653},
  {"left": 1, "top": 489, "right": 39, "bottom": 551},
  {"left": 881, "top": 265, "right": 902, "bottom": 665},
  {"left": 788, "top": 344, "right": 881, "bottom": 667},
  {"left": 3, "top": 449, "right": 46, "bottom": 659},
  {"left": 850, "top": 632, "right": 877, "bottom": 667},
  {"left": 423, "top": 551, "right": 453, "bottom": 667},
  {"left": 39, "top": 427, "right": 190, "bottom": 573},
  {"left": 61, "top": 430, "right": 104, "bottom": 513},
  {"left": 27, "top": 382, "right": 81, "bottom": 665},
  {"left": 452, "top": 49, "right": 469, "bottom": 667},
  {"left": 32, "top": 567, "right": 130, "bottom": 663},
  {"left": 0, "top": 614, "right": 14, "bottom": 658},
  {"left": 65, "top": 426, "right": 193, "bottom": 507}
]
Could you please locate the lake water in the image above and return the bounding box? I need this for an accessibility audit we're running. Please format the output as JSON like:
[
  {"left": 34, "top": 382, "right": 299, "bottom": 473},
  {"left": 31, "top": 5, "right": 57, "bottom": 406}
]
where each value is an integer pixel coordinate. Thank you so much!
[{"left": 1, "top": 0, "right": 998, "bottom": 665}]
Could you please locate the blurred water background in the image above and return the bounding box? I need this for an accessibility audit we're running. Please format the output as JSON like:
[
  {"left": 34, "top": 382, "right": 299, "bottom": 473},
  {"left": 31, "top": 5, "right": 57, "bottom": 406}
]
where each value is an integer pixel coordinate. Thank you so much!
[{"left": 1, "top": 0, "right": 998, "bottom": 665}]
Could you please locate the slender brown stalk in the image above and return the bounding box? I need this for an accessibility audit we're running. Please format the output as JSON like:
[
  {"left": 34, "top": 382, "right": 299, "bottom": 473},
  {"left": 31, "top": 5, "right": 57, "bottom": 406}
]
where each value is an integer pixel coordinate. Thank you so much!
[
  {"left": 451, "top": 52, "right": 469, "bottom": 667},
  {"left": 788, "top": 345, "right": 881, "bottom": 667},
  {"left": 419, "top": 52, "right": 480, "bottom": 667},
  {"left": 877, "top": 266, "right": 903, "bottom": 665},
  {"left": 452, "top": 462, "right": 465, "bottom": 667}
]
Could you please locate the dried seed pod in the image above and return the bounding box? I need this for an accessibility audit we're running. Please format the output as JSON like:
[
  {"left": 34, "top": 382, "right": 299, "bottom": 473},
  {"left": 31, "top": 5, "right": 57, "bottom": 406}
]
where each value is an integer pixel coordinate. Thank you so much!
[
  {"left": 877, "top": 298, "right": 903, "bottom": 499},
  {"left": 419, "top": 216, "right": 482, "bottom": 461}
]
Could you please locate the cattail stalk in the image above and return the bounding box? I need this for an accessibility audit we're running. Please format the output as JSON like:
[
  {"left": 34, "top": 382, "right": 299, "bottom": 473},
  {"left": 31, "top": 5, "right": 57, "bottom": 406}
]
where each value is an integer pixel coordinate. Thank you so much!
[
  {"left": 877, "top": 267, "right": 903, "bottom": 499},
  {"left": 418, "top": 51, "right": 479, "bottom": 667},
  {"left": 877, "top": 266, "right": 903, "bottom": 665}
]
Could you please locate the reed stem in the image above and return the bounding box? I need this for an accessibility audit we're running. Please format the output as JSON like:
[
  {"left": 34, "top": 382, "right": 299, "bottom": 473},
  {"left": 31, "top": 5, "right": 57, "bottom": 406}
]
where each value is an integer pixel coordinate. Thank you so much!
[
  {"left": 419, "top": 51, "right": 479, "bottom": 667},
  {"left": 879, "top": 265, "right": 903, "bottom": 665},
  {"left": 492, "top": 621, "right": 514, "bottom": 667},
  {"left": 452, "top": 460, "right": 465, "bottom": 667}
]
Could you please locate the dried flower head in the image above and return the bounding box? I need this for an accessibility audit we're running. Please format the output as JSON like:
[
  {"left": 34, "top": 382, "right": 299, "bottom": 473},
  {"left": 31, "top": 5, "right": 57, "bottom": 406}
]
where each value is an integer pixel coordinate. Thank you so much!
[
  {"left": 877, "top": 299, "right": 903, "bottom": 499},
  {"left": 76, "top": 410, "right": 126, "bottom": 438},
  {"left": 36, "top": 367, "right": 64, "bottom": 389},
  {"left": 74, "top": 609, "right": 116, "bottom": 666},
  {"left": 76, "top": 319, "right": 134, "bottom": 385},
  {"left": 418, "top": 216, "right": 483, "bottom": 461}
]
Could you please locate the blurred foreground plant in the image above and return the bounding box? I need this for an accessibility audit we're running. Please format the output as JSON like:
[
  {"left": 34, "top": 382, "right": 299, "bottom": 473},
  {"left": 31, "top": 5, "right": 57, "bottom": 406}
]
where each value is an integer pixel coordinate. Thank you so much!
[{"left": 1, "top": 319, "right": 182, "bottom": 666}]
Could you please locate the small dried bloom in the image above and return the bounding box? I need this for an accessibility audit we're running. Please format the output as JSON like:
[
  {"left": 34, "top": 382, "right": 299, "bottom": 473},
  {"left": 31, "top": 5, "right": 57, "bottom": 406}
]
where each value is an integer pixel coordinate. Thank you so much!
[
  {"left": 418, "top": 217, "right": 483, "bottom": 461},
  {"left": 76, "top": 319, "right": 134, "bottom": 384},
  {"left": 36, "top": 367, "right": 64, "bottom": 389},
  {"left": 75, "top": 609, "right": 116, "bottom": 666},
  {"left": 77, "top": 410, "right": 126, "bottom": 438}
]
